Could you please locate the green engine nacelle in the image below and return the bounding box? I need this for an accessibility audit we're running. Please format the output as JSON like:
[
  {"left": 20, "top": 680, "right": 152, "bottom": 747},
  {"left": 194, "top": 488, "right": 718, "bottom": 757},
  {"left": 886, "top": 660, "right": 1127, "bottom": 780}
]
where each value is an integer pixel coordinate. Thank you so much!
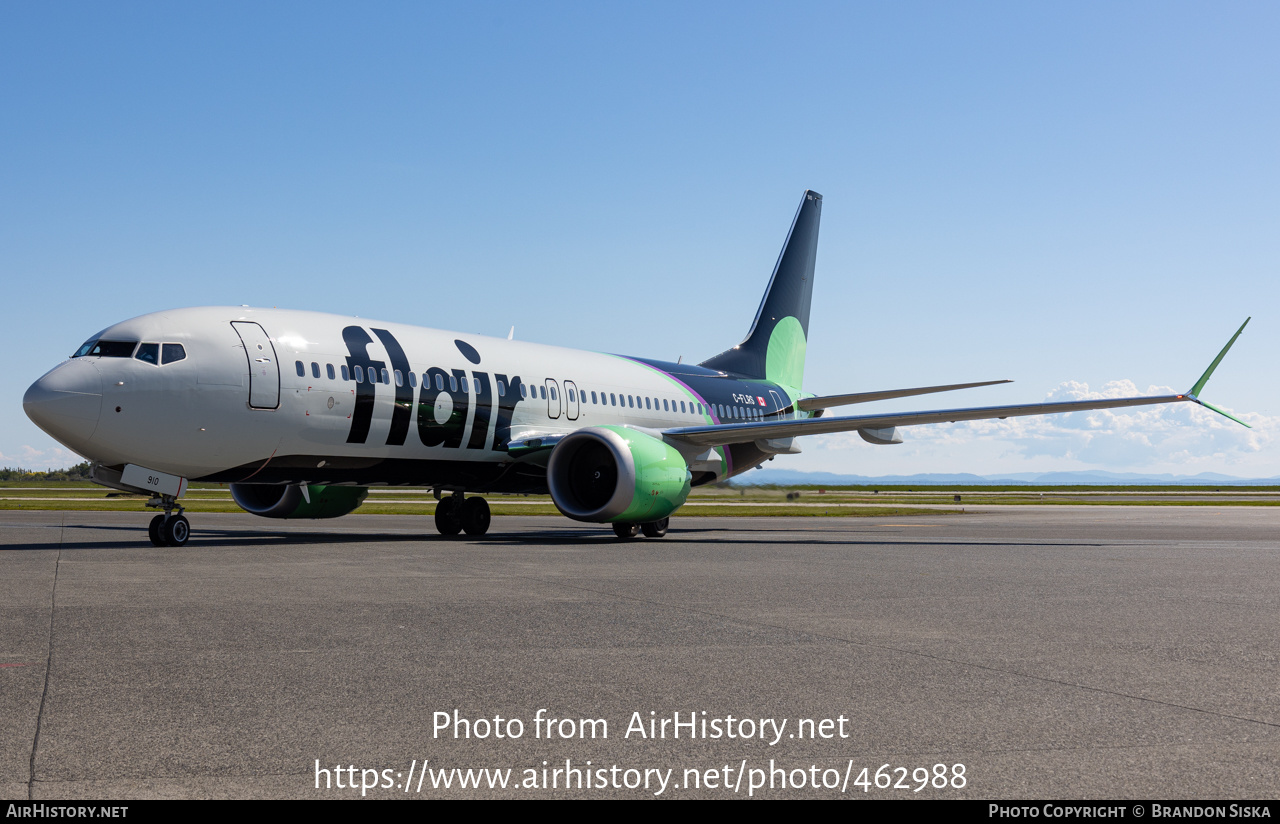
[
  {"left": 230, "top": 483, "right": 369, "bottom": 519},
  {"left": 546, "top": 426, "right": 692, "bottom": 523}
]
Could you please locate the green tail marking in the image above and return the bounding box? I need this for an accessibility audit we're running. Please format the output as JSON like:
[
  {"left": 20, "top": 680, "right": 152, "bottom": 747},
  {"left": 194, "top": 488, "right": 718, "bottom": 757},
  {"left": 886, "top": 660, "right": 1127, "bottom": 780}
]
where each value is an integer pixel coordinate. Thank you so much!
[{"left": 765, "top": 316, "right": 807, "bottom": 389}]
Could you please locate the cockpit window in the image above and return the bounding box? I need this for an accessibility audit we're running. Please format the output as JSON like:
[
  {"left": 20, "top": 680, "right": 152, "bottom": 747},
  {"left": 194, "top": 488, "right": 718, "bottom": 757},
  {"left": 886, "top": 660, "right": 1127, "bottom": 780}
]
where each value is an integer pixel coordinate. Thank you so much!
[
  {"left": 161, "top": 344, "right": 186, "bottom": 364},
  {"left": 135, "top": 343, "right": 160, "bottom": 364},
  {"left": 74, "top": 340, "right": 138, "bottom": 358}
]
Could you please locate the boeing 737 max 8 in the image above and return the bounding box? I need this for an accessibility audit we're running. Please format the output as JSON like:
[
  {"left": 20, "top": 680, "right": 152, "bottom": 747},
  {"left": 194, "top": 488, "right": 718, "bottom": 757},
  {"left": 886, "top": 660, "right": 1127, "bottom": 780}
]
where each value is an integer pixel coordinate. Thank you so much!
[{"left": 23, "top": 191, "right": 1250, "bottom": 546}]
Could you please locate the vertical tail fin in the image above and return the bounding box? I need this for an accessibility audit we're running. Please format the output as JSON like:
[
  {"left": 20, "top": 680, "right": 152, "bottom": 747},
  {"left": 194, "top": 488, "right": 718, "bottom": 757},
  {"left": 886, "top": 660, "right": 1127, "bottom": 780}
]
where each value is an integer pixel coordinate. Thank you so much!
[{"left": 699, "top": 190, "right": 822, "bottom": 388}]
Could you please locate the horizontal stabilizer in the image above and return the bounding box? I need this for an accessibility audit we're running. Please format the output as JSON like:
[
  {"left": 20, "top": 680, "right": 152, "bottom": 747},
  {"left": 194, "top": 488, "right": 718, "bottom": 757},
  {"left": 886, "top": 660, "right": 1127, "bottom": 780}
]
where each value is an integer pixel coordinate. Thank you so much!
[{"left": 797, "top": 379, "right": 1011, "bottom": 411}]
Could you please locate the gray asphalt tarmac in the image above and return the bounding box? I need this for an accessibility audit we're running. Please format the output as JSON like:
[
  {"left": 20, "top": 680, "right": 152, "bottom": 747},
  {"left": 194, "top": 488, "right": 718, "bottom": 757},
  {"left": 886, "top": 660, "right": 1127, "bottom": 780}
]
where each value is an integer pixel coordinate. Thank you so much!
[{"left": 2, "top": 508, "right": 1277, "bottom": 799}]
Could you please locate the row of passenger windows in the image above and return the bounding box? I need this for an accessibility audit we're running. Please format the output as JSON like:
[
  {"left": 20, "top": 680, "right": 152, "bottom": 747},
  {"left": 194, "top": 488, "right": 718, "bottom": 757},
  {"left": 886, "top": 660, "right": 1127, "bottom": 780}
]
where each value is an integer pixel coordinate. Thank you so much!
[
  {"left": 294, "top": 360, "right": 769, "bottom": 421},
  {"left": 71, "top": 339, "right": 187, "bottom": 365},
  {"left": 574, "top": 388, "right": 767, "bottom": 421}
]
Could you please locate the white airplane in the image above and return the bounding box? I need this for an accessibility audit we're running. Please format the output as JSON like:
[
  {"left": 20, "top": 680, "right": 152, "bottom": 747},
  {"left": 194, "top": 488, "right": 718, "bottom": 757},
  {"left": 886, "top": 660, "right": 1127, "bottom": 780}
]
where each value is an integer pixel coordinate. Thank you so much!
[{"left": 23, "top": 190, "right": 1250, "bottom": 547}]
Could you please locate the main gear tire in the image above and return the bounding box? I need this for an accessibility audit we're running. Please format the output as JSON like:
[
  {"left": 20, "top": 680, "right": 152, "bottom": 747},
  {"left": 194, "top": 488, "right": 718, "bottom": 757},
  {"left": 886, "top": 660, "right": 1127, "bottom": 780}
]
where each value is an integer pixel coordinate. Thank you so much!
[
  {"left": 434, "top": 497, "right": 463, "bottom": 536},
  {"left": 641, "top": 517, "right": 669, "bottom": 538},
  {"left": 460, "top": 497, "right": 491, "bottom": 536}
]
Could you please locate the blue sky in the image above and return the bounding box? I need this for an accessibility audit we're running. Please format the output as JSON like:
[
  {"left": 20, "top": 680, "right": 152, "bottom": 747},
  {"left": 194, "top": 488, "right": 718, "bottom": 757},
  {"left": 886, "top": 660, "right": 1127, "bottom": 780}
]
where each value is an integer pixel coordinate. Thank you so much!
[{"left": 3, "top": 2, "right": 1277, "bottom": 476}]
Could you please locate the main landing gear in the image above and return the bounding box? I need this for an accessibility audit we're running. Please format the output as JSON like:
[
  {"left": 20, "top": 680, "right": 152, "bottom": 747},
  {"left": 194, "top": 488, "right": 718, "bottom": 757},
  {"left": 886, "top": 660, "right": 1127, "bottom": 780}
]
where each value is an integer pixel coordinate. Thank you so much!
[
  {"left": 433, "top": 491, "right": 491, "bottom": 537},
  {"left": 146, "top": 495, "right": 190, "bottom": 547},
  {"left": 612, "top": 517, "right": 669, "bottom": 539}
]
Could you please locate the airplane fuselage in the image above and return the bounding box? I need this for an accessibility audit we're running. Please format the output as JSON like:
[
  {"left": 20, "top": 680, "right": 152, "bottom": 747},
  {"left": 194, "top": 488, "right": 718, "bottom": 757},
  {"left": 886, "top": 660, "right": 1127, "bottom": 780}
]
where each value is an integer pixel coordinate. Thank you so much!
[{"left": 31, "top": 306, "right": 804, "bottom": 492}]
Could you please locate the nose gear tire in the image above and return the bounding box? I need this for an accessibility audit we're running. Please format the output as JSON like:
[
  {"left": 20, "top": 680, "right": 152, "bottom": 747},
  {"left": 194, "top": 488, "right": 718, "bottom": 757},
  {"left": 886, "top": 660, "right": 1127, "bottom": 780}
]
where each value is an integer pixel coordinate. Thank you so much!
[
  {"left": 161, "top": 515, "right": 190, "bottom": 547},
  {"left": 148, "top": 515, "right": 166, "bottom": 547}
]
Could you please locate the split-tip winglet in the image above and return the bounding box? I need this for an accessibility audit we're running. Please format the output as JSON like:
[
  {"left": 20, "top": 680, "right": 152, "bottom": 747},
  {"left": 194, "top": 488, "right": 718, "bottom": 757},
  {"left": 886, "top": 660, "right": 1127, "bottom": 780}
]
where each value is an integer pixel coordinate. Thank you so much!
[{"left": 1185, "top": 317, "right": 1251, "bottom": 428}]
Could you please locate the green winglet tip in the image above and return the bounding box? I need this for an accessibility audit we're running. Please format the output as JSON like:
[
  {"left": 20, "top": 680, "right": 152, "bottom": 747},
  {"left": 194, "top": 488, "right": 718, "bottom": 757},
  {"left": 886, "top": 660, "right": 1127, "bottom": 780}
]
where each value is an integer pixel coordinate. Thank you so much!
[
  {"left": 1196, "top": 398, "right": 1251, "bottom": 429},
  {"left": 1189, "top": 317, "right": 1250, "bottom": 397}
]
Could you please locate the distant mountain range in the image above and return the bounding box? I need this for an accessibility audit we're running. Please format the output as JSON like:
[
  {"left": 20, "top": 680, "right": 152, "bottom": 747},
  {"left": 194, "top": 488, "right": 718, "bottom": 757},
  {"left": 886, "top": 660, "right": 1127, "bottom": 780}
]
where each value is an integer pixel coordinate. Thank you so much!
[{"left": 735, "top": 469, "right": 1280, "bottom": 486}]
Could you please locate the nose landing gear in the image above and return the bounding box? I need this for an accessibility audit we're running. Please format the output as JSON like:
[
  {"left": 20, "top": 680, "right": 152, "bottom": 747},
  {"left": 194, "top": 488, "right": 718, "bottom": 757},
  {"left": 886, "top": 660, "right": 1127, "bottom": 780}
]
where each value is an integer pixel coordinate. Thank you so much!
[{"left": 146, "top": 495, "right": 190, "bottom": 547}]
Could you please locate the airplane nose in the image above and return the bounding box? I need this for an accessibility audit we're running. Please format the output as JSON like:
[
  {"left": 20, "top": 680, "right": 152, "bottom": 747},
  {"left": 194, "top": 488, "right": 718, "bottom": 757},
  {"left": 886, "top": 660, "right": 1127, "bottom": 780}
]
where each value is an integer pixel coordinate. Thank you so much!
[{"left": 23, "top": 360, "right": 104, "bottom": 448}]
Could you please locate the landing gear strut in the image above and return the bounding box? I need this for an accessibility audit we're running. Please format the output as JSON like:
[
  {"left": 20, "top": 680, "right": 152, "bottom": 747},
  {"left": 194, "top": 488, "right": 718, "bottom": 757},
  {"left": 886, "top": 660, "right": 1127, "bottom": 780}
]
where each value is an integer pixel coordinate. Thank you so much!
[
  {"left": 433, "top": 491, "right": 491, "bottom": 537},
  {"left": 145, "top": 495, "right": 189, "bottom": 547}
]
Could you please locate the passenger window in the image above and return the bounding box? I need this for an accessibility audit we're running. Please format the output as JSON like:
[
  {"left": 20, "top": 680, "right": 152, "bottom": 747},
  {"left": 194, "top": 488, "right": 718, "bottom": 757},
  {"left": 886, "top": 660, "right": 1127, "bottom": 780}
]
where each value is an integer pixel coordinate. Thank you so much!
[
  {"left": 436, "top": 374, "right": 445, "bottom": 391},
  {"left": 551, "top": 386, "right": 557, "bottom": 401},
  {"left": 395, "top": 370, "right": 403, "bottom": 387},
  {"left": 409, "top": 372, "right": 417, "bottom": 388},
  {"left": 539, "top": 385, "right": 546, "bottom": 400},
  {"left": 161, "top": 343, "right": 186, "bottom": 364},
  {"left": 568, "top": 388, "right": 575, "bottom": 402},
  {"left": 295, "top": 360, "right": 305, "bottom": 377},
  {"left": 355, "top": 365, "right": 364, "bottom": 383},
  {"left": 341, "top": 365, "right": 350, "bottom": 381},
  {"left": 497, "top": 380, "right": 505, "bottom": 396},
  {"left": 449, "top": 375, "right": 458, "bottom": 392},
  {"left": 135, "top": 343, "right": 159, "bottom": 364},
  {"left": 662, "top": 399, "right": 668, "bottom": 412},
  {"left": 591, "top": 391, "right": 597, "bottom": 404},
  {"left": 461, "top": 376, "right": 470, "bottom": 393},
  {"left": 312, "top": 362, "right": 321, "bottom": 379},
  {"left": 628, "top": 395, "right": 635, "bottom": 408},
  {"left": 326, "top": 364, "right": 335, "bottom": 380},
  {"left": 520, "top": 383, "right": 527, "bottom": 399},
  {"left": 381, "top": 368, "right": 390, "bottom": 385},
  {"left": 610, "top": 393, "right": 616, "bottom": 406}
]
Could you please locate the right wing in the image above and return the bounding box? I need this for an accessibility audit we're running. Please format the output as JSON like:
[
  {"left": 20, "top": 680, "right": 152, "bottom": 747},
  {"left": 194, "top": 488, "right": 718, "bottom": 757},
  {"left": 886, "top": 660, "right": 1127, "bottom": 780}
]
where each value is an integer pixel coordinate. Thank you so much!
[{"left": 664, "top": 319, "right": 1252, "bottom": 448}]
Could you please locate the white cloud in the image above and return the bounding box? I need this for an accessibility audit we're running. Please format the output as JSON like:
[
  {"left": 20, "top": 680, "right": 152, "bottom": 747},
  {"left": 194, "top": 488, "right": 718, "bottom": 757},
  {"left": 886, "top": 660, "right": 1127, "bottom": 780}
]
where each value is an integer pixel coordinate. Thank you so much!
[{"left": 0, "top": 445, "right": 88, "bottom": 471}]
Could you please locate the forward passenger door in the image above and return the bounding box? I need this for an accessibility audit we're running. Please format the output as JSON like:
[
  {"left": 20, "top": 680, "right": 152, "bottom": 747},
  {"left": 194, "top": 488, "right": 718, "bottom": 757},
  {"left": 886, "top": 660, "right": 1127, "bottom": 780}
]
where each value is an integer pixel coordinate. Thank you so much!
[{"left": 231, "top": 321, "right": 280, "bottom": 409}]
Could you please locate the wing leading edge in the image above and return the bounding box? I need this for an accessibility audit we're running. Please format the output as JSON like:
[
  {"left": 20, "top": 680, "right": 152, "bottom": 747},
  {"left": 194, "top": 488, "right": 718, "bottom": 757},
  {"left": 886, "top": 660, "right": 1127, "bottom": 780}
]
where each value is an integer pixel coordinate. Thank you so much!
[
  {"left": 797, "top": 379, "right": 1012, "bottom": 411},
  {"left": 664, "top": 319, "right": 1252, "bottom": 449}
]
